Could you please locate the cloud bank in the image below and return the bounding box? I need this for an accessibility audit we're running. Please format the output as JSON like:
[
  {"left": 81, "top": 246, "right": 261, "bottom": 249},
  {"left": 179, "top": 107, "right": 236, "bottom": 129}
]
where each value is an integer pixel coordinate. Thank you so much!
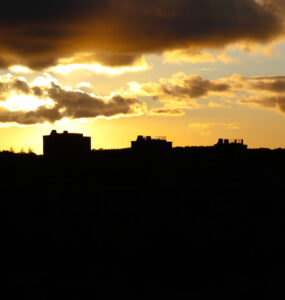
[
  {"left": 128, "top": 73, "right": 232, "bottom": 102},
  {"left": 1, "top": 72, "right": 285, "bottom": 126},
  {"left": 0, "top": 0, "right": 284, "bottom": 69},
  {"left": 128, "top": 73, "right": 285, "bottom": 113},
  {"left": 0, "top": 75, "right": 144, "bottom": 125}
]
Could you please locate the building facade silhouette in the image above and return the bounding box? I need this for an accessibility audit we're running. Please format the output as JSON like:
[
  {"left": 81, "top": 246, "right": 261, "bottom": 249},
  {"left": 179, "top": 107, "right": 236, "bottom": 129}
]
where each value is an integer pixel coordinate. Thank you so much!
[
  {"left": 131, "top": 135, "right": 172, "bottom": 152},
  {"left": 43, "top": 130, "right": 91, "bottom": 157},
  {"left": 214, "top": 138, "right": 247, "bottom": 150}
]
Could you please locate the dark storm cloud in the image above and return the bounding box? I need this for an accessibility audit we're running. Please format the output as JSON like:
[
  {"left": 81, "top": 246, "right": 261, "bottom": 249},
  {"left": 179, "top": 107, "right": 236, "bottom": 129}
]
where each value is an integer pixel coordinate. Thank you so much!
[
  {"left": 0, "top": 56, "right": 20, "bottom": 68},
  {"left": 260, "top": 0, "right": 285, "bottom": 15},
  {"left": 0, "top": 0, "right": 284, "bottom": 69}
]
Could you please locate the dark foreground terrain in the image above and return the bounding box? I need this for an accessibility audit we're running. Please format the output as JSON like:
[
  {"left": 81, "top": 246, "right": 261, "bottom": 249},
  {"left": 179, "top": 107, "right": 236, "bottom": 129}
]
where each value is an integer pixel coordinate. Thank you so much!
[{"left": 3, "top": 147, "right": 285, "bottom": 299}]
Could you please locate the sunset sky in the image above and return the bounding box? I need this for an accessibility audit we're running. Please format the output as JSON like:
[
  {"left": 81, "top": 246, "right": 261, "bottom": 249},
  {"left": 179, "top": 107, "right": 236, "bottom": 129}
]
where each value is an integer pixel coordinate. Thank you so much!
[{"left": 1, "top": 0, "right": 285, "bottom": 153}]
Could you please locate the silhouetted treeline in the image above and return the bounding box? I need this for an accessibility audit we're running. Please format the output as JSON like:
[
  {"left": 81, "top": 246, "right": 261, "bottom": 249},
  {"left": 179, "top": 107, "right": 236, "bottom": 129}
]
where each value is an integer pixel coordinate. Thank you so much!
[{"left": 4, "top": 147, "right": 285, "bottom": 299}]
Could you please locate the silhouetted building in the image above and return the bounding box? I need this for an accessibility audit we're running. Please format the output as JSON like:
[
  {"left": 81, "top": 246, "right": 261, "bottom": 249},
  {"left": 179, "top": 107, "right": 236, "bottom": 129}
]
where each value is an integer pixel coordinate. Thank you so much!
[
  {"left": 43, "top": 130, "right": 91, "bottom": 158},
  {"left": 131, "top": 135, "right": 172, "bottom": 152},
  {"left": 214, "top": 138, "right": 247, "bottom": 150}
]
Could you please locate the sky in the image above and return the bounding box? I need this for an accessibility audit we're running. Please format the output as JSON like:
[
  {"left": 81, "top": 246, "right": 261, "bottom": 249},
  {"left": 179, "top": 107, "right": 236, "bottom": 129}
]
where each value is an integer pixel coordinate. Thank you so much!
[{"left": 1, "top": 0, "right": 285, "bottom": 153}]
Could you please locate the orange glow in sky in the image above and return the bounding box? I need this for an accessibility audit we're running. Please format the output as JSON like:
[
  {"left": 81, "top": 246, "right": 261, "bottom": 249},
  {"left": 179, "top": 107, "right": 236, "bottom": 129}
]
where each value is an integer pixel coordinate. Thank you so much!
[{"left": 0, "top": 1, "right": 285, "bottom": 153}]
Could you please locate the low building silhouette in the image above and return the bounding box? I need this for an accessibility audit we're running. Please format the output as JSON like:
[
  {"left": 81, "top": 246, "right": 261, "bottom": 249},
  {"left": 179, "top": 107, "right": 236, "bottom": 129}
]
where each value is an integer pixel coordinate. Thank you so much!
[
  {"left": 214, "top": 138, "right": 247, "bottom": 150},
  {"left": 131, "top": 135, "right": 172, "bottom": 152},
  {"left": 43, "top": 130, "right": 91, "bottom": 158}
]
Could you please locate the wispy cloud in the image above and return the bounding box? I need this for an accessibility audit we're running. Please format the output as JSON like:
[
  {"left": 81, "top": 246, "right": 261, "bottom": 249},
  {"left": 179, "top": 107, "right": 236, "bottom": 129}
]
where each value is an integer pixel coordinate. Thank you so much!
[
  {"left": 188, "top": 122, "right": 240, "bottom": 135},
  {"left": 46, "top": 55, "right": 150, "bottom": 75},
  {"left": 149, "top": 108, "right": 185, "bottom": 117},
  {"left": 163, "top": 49, "right": 238, "bottom": 65}
]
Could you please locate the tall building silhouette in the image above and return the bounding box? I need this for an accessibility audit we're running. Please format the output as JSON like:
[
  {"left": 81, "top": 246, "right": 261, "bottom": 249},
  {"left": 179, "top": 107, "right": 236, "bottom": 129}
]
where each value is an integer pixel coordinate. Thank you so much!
[{"left": 43, "top": 130, "right": 91, "bottom": 157}]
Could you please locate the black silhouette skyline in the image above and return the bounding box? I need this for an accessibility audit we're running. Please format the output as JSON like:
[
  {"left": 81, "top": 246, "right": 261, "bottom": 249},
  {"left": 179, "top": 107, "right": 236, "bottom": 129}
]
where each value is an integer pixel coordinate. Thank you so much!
[
  {"left": 3, "top": 128, "right": 285, "bottom": 298},
  {"left": 2, "top": 1, "right": 285, "bottom": 299},
  {"left": 3, "top": 129, "right": 285, "bottom": 156}
]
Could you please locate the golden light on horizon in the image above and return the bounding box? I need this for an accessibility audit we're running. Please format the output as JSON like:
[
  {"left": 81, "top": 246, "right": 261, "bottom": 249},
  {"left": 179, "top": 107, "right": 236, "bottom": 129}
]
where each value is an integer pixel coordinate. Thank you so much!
[
  {"left": 0, "top": 0, "right": 284, "bottom": 154},
  {"left": 8, "top": 65, "right": 32, "bottom": 73},
  {"left": 47, "top": 56, "right": 150, "bottom": 76}
]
